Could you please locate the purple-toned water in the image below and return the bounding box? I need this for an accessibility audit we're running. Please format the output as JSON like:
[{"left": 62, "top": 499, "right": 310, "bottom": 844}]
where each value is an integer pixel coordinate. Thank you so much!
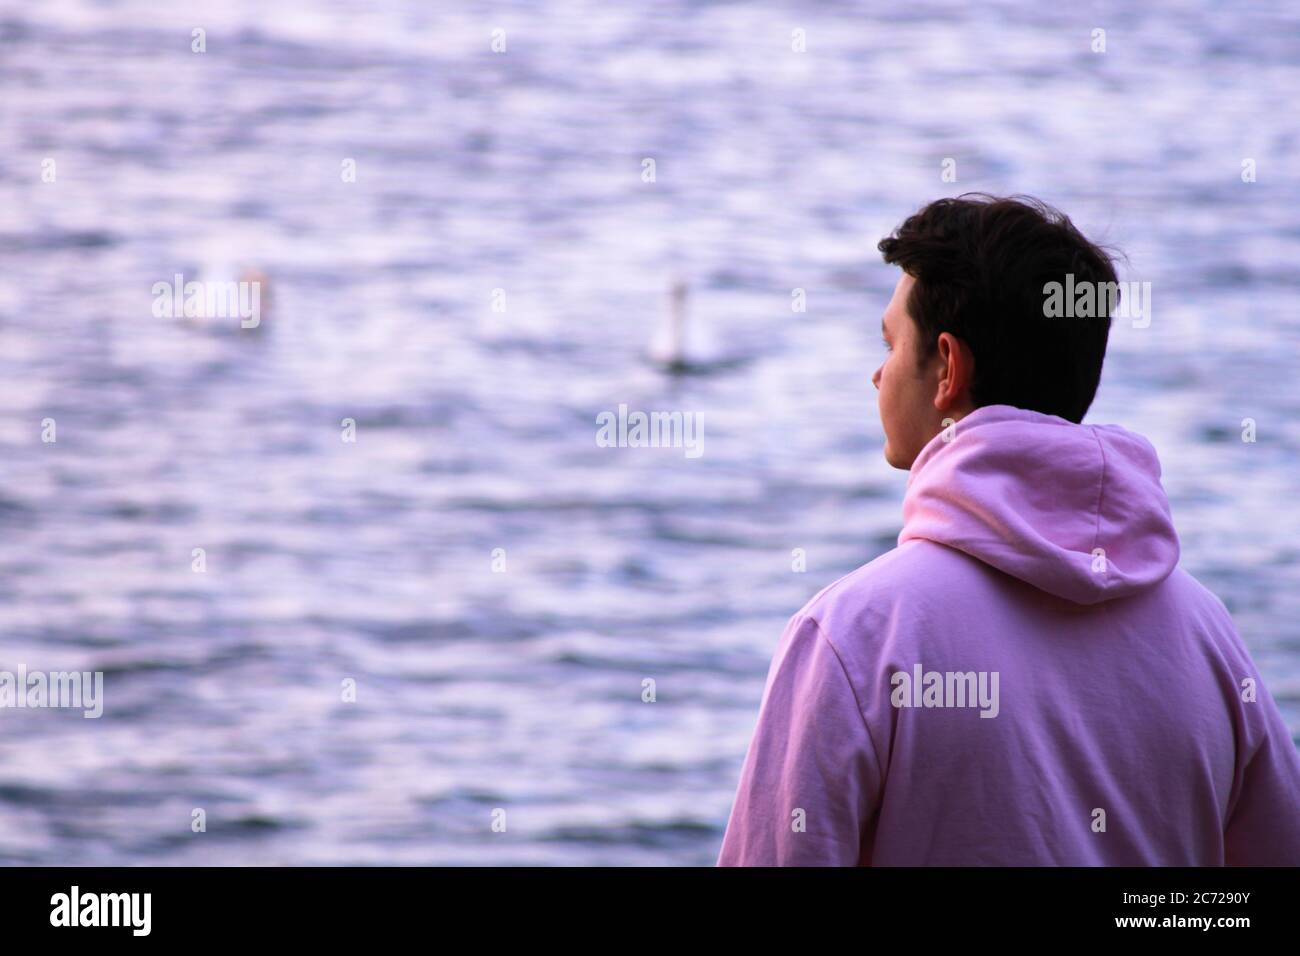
[{"left": 0, "top": 0, "right": 1297, "bottom": 864}]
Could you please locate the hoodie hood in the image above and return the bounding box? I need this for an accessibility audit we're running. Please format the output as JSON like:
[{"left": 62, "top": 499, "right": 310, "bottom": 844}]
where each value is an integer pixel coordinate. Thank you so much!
[{"left": 898, "top": 404, "right": 1180, "bottom": 604}]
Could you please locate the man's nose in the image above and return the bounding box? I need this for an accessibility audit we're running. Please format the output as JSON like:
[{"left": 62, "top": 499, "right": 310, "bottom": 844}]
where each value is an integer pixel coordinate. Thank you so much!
[{"left": 871, "top": 365, "right": 882, "bottom": 389}]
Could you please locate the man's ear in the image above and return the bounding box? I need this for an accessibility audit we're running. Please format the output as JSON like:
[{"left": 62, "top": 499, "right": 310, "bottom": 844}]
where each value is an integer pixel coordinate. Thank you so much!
[{"left": 933, "top": 332, "right": 974, "bottom": 412}]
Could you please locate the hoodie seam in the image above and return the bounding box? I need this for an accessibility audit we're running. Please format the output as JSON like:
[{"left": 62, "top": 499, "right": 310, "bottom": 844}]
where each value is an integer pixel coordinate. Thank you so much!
[
  {"left": 806, "top": 616, "right": 887, "bottom": 790},
  {"left": 1088, "top": 426, "right": 1109, "bottom": 568}
]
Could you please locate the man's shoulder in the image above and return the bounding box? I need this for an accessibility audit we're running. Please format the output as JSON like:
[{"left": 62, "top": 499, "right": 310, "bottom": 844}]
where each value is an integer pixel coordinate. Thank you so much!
[
  {"left": 1159, "top": 566, "right": 1250, "bottom": 655},
  {"left": 1162, "top": 565, "right": 1232, "bottom": 618},
  {"left": 795, "top": 539, "right": 980, "bottom": 632}
]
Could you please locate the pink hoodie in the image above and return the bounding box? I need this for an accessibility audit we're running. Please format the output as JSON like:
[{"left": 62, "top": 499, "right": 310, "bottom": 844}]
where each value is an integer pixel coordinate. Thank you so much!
[{"left": 717, "top": 404, "right": 1300, "bottom": 865}]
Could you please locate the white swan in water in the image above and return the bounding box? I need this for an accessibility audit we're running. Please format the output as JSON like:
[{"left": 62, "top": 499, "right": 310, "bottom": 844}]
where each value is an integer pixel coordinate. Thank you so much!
[
  {"left": 650, "top": 277, "right": 691, "bottom": 371},
  {"left": 649, "top": 276, "right": 750, "bottom": 375},
  {"left": 650, "top": 277, "right": 754, "bottom": 374}
]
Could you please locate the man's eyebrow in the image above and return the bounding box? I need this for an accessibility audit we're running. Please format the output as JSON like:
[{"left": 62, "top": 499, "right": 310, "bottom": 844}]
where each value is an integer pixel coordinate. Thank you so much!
[{"left": 881, "top": 316, "right": 889, "bottom": 337}]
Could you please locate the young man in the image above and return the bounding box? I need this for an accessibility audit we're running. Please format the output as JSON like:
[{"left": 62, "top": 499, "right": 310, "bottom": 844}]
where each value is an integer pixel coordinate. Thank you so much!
[{"left": 717, "top": 194, "right": 1300, "bottom": 866}]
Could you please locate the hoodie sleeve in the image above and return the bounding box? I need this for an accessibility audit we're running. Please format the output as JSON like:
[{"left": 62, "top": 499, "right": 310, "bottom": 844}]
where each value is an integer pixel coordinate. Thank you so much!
[
  {"left": 1223, "top": 675, "right": 1300, "bottom": 866},
  {"left": 716, "top": 614, "right": 883, "bottom": 866}
]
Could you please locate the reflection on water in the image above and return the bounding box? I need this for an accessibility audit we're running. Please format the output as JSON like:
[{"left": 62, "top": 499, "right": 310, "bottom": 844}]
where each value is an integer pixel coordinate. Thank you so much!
[{"left": 0, "top": 0, "right": 1298, "bottom": 864}]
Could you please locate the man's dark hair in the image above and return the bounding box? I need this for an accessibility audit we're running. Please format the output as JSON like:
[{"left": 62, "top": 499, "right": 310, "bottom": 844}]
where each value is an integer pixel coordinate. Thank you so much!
[{"left": 877, "top": 193, "right": 1119, "bottom": 424}]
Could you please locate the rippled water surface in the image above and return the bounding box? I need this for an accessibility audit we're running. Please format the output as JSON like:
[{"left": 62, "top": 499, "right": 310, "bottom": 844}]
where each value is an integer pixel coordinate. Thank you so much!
[{"left": 0, "top": 0, "right": 1298, "bottom": 864}]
